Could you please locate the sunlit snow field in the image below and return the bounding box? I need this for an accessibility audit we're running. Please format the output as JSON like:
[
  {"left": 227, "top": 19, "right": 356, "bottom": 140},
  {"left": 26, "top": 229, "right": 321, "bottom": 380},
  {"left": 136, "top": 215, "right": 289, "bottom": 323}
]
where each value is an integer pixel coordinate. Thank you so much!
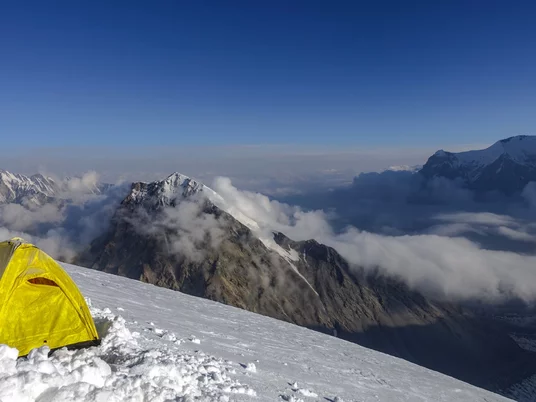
[{"left": 0, "top": 264, "right": 513, "bottom": 402}]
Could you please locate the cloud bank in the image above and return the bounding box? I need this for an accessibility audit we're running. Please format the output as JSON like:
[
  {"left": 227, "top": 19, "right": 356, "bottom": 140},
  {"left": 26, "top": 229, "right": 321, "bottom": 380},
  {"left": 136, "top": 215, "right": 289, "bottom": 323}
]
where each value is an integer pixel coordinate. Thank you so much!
[
  {"left": 3, "top": 168, "right": 536, "bottom": 305},
  {"left": 211, "top": 176, "right": 536, "bottom": 304},
  {"left": 0, "top": 173, "right": 129, "bottom": 261}
]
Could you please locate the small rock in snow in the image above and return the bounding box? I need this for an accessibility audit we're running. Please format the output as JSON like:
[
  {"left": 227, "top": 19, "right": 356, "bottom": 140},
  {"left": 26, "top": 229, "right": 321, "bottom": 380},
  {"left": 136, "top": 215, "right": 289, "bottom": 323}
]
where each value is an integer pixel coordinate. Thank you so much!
[
  {"left": 245, "top": 363, "right": 257, "bottom": 373},
  {"left": 154, "top": 328, "right": 166, "bottom": 336},
  {"left": 281, "top": 395, "right": 304, "bottom": 402},
  {"left": 162, "top": 332, "right": 177, "bottom": 342}
]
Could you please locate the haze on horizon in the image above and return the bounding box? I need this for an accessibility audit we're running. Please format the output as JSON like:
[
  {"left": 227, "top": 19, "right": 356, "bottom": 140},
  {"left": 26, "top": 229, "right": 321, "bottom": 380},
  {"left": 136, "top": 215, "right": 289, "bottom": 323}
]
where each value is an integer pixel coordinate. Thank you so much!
[{"left": 1, "top": 1, "right": 536, "bottom": 188}]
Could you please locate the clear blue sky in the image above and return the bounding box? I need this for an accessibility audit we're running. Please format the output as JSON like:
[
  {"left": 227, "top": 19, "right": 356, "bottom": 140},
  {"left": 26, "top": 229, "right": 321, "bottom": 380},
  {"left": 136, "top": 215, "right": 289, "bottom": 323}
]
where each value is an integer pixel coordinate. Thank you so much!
[{"left": 1, "top": 0, "right": 536, "bottom": 148}]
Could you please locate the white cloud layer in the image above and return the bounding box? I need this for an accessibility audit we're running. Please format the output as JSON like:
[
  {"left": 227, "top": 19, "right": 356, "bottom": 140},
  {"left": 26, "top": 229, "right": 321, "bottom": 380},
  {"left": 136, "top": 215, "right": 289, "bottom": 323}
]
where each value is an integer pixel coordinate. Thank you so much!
[
  {"left": 2, "top": 168, "right": 536, "bottom": 305},
  {"left": 211, "top": 177, "right": 536, "bottom": 303}
]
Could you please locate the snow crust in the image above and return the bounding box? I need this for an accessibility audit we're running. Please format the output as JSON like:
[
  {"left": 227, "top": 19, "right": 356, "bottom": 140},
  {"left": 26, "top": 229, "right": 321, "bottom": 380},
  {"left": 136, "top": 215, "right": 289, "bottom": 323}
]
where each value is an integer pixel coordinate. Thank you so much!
[{"left": 0, "top": 263, "right": 511, "bottom": 402}]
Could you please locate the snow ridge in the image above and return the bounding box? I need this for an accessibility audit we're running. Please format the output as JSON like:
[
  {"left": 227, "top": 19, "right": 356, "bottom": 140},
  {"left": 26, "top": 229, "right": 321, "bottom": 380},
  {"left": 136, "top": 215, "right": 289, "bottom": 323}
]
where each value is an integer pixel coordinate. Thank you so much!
[
  {"left": 420, "top": 135, "right": 536, "bottom": 194},
  {"left": 0, "top": 170, "right": 58, "bottom": 204},
  {"left": 426, "top": 135, "right": 536, "bottom": 181},
  {"left": 0, "top": 170, "right": 109, "bottom": 205},
  {"left": 128, "top": 172, "right": 215, "bottom": 206}
]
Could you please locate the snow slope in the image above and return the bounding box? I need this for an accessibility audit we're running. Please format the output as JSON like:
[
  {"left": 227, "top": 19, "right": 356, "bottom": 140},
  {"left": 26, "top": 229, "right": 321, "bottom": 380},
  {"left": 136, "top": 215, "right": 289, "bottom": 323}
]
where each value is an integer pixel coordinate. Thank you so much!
[{"left": 0, "top": 264, "right": 513, "bottom": 402}]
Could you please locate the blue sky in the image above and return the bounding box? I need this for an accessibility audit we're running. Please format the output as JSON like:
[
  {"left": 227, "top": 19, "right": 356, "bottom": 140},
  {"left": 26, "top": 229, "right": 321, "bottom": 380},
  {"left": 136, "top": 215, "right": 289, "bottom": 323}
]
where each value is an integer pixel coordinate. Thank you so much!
[{"left": 1, "top": 0, "right": 536, "bottom": 149}]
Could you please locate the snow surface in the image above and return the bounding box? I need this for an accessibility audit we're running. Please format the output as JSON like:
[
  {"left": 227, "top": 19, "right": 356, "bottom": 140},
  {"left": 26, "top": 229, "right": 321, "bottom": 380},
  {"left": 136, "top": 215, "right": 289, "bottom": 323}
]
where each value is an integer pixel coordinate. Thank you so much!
[{"left": 0, "top": 263, "right": 512, "bottom": 402}]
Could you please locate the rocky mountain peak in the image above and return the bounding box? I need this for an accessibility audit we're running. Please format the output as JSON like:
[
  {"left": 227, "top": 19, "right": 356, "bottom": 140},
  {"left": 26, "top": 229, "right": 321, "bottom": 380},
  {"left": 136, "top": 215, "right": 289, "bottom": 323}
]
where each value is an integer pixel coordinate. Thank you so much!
[
  {"left": 124, "top": 172, "right": 210, "bottom": 209},
  {"left": 0, "top": 170, "right": 58, "bottom": 205}
]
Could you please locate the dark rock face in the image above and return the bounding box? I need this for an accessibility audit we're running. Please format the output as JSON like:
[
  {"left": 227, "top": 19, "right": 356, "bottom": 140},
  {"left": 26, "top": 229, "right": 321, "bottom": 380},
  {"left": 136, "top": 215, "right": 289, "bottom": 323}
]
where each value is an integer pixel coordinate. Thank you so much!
[
  {"left": 78, "top": 190, "right": 328, "bottom": 327},
  {"left": 77, "top": 180, "right": 535, "bottom": 394}
]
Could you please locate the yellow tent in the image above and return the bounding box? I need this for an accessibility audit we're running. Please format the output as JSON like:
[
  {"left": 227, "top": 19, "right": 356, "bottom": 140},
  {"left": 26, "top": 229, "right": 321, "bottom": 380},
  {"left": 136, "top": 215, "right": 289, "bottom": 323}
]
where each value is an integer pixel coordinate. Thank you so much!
[{"left": 0, "top": 238, "right": 99, "bottom": 356}]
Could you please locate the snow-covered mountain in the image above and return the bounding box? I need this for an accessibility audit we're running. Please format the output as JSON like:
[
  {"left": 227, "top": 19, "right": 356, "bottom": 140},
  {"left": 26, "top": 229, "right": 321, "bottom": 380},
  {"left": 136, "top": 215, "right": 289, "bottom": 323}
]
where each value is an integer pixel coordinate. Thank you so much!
[
  {"left": 76, "top": 172, "right": 535, "bottom": 396},
  {"left": 420, "top": 135, "right": 536, "bottom": 194},
  {"left": 0, "top": 170, "right": 58, "bottom": 205},
  {"left": 0, "top": 170, "right": 109, "bottom": 206},
  {"left": 127, "top": 172, "right": 211, "bottom": 207},
  {"left": 0, "top": 262, "right": 519, "bottom": 402}
]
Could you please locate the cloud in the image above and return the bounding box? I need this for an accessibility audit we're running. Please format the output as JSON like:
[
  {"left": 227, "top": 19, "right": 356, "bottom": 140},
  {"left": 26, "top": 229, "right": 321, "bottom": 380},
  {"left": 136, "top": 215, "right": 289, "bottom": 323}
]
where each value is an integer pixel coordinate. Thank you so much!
[
  {"left": 327, "top": 229, "right": 536, "bottom": 303},
  {"left": 4, "top": 165, "right": 536, "bottom": 305},
  {"left": 122, "top": 194, "right": 226, "bottom": 263},
  {"left": 522, "top": 182, "right": 536, "bottom": 209},
  {"left": 210, "top": 176, "right": 536, "bottom": 303},
  {"left": 0, "top": 173, "right": 129, "bottom": 261},
  {"left": 427, "top": 212, "right": 536, "bottom": 244},
  {"left": 0, "top": 203, "right": 64, "bottom": 232}
]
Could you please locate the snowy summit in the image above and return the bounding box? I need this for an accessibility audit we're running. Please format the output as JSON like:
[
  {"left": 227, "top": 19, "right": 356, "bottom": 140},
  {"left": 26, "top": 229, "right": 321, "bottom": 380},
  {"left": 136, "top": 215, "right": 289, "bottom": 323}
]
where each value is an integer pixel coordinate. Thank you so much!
[{"left": 420, "top": 135, "right": 536, "bottom": 194}]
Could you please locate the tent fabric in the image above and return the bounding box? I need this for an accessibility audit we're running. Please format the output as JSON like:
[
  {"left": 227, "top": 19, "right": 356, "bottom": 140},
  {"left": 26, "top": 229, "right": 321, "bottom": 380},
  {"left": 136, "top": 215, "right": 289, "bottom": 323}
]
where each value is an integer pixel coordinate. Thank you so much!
[{"left": 0, "top": 238, "right": 99, "bottom": 356}]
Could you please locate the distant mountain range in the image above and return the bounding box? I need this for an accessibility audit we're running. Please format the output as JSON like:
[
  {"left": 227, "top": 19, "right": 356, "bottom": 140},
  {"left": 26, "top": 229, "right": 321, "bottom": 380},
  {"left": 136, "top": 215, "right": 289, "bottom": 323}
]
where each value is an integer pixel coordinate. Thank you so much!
[
  {"left": 0, "top": 170, "right": 109, "bottom": 206},
  {"left": 0, "top": 171, "right": 58, "bottom": 205},
  {"left": 75, "top": 172, "right": 534, "bottom": 394},
  {"left": 420, "top": 135, "right": 536, "bottom": 194},
  {"left": 2, "top": 136, "right": 536, "bottom": 394}
]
